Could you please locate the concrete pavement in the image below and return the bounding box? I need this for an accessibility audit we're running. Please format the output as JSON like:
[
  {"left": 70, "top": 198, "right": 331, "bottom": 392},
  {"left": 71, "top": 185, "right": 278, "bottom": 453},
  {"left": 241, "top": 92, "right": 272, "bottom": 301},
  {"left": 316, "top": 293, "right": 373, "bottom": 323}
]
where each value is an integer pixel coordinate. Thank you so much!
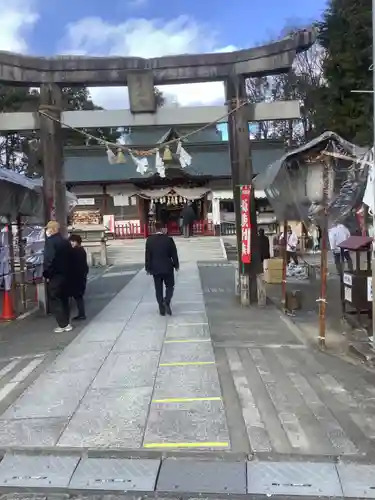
[
  {"left": 0, "top": 264, "right": 142, "bottom": 422},
  {"left": 0, "top": 255, "right": 374, "bottom": 457},
  {"left": 0, "top": 263, "right": 228, "bottom": 449},
  {"left": 200, "top": 262, "right": 375, "bottom": 458}
]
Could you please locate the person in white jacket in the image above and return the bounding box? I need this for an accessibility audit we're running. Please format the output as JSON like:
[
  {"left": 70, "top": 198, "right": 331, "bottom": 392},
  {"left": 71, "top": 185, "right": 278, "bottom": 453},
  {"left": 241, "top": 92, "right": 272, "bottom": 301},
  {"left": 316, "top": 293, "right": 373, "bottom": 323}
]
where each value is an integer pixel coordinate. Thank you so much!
[
  {"left": 328, "top": 223, "right": 353, "bottom": 275},
  {"left": 280, "top": 226, "right": 299, "bottom": 265}
]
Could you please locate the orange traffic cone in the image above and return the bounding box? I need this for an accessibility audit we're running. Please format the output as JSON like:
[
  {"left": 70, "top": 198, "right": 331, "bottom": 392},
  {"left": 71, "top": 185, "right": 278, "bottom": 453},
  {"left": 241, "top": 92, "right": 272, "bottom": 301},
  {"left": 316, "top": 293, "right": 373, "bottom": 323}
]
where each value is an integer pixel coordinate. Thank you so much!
[{"left": 1, "top": 290, "right": 15, "bottom": 320}]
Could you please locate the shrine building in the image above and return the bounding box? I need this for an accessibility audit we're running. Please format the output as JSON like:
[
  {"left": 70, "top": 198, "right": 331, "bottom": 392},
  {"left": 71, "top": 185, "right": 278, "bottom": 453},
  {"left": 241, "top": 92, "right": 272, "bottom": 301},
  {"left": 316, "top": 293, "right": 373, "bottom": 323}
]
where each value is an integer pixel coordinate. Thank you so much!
[{"left": 65, "top": 125, "right": 283, "bottom": 237}]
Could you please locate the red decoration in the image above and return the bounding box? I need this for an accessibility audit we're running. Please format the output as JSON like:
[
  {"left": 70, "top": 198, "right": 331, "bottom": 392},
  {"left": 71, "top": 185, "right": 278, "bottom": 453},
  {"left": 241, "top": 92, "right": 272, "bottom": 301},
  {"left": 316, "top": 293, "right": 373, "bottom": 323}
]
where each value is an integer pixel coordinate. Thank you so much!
[{"left": 240, "top": 185, "right": 251, "bottom": 263}]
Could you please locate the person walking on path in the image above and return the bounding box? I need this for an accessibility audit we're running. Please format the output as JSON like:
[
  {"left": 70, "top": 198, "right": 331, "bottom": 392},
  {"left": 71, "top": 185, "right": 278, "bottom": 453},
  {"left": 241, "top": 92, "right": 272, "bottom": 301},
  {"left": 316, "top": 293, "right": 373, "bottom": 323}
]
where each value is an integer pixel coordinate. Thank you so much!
[
  {"left": 43, "top": 221, "right": 72, "bottom": 333},
  {"left": 328, "top": 222, "right": 353, "bottom": 275},
  {"left": 145, "top": 221, "right": 179, "bottom": 316},
  {"left": 280, "top": 226, "right": 299, "bottom": 265},
  {"left": 69, "top": 234, "right": 89, "bottom": 320},
  {"left": 181, "top": 202, "right": 195, "bottom": 238}
]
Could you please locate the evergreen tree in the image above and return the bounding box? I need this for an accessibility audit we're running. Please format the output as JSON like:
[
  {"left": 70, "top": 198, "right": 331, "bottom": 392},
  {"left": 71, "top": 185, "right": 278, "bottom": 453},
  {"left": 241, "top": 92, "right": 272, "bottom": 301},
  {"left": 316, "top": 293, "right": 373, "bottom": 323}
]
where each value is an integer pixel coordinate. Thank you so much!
[{"left": 316, "top": 0, "right": 372, "bottom": 145}]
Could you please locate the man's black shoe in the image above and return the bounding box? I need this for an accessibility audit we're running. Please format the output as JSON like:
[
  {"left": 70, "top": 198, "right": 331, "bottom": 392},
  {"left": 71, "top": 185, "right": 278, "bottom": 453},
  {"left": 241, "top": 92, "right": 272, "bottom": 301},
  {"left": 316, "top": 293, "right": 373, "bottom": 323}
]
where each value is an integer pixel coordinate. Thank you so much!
[
  {"left": 73, "top": 315, "right": 86, "bottom": 321},
  {"left": 165, "top": 302, "right": 172, "bottom": 315},
  {"left": 159, "top": 304, "right": 166, "bottom": 316}
]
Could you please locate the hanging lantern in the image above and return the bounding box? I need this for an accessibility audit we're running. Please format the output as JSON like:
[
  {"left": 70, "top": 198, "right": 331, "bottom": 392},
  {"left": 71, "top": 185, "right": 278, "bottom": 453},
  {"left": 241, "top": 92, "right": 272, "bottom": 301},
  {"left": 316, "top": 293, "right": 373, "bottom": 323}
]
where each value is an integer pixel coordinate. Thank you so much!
[
  {"left": 163, "top": 146, "right": 172, "bottom": 162},
  {"left": 116, "top": 148, "right": 126, "bottom": 164}
]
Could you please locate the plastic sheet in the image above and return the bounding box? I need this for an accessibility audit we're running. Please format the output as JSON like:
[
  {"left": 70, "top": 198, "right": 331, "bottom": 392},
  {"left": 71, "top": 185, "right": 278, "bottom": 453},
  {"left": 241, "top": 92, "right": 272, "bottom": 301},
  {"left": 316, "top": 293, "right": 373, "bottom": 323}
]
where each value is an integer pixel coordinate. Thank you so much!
[
  {"left": 0, "top": 168, "right": 41, "bottom": 218},
  {"left": 254, "top": 132, "right": 369, "bottom": 229}
]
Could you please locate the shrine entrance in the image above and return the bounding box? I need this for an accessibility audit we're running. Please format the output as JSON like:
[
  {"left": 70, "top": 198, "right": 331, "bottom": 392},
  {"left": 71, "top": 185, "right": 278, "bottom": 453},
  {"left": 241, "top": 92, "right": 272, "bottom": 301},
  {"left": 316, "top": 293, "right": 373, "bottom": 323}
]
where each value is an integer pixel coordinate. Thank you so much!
[{"left": 145, "top": 188, "right": 208, "bottom": 236}]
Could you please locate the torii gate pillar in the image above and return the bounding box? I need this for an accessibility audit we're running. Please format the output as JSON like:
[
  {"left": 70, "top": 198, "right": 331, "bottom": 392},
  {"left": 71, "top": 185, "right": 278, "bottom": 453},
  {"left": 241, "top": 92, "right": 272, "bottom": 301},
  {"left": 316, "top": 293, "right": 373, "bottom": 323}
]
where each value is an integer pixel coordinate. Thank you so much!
[{"left": 39, "top": 84, "right": 66, "bottom": 233}]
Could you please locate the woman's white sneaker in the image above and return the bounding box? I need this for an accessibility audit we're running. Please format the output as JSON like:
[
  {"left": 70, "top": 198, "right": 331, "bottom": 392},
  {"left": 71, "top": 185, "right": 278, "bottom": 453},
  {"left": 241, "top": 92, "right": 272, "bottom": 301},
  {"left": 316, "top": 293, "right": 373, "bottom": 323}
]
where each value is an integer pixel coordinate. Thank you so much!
[{"left": 64, "top": 324, "right": 73, "bottom": 332}]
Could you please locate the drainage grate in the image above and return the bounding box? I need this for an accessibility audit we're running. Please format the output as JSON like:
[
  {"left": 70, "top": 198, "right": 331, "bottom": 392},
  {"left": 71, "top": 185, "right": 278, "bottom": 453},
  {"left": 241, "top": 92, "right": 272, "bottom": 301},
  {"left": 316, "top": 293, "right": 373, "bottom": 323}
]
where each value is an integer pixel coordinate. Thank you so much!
[
  {"left": 247, "top": 461, "right": 342, "bottom": 497},
  {"left": 0, "top": 454, "right": 80, "bottom": 488},
  {"left": 69, "top": 458, "right": 160, "bottom": 491},
  {"left": 337, "top": 463, "right": 375, "bottom": 498},
  {"left": 157, "top": 459, "right": 246, "bottom": 494}
]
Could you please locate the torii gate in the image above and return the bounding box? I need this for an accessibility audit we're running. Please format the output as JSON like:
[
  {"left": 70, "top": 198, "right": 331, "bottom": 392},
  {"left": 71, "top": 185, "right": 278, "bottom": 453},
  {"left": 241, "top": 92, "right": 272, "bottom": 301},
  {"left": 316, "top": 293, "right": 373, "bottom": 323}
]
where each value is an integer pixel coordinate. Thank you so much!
[{"left": 0, "top": 28, "right": 316, "bottom": 303}]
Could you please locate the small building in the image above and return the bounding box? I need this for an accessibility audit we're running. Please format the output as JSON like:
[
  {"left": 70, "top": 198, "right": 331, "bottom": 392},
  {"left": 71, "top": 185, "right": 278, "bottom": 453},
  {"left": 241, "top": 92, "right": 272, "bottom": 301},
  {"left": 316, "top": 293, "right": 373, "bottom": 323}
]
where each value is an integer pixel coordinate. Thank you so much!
[{"left": 64, "top": 125, "right": 284, "bottom": 236}]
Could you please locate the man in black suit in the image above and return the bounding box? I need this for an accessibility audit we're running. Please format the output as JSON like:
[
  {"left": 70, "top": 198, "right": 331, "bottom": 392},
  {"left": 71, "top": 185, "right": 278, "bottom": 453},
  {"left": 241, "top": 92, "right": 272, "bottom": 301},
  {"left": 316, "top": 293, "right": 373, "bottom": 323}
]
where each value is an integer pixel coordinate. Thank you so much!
[
  {"left": 43, "top": 220, "right": 72, "bottom": 333},
  {"left": 145, "top": 222, "right": 179, "bottom": 316}
]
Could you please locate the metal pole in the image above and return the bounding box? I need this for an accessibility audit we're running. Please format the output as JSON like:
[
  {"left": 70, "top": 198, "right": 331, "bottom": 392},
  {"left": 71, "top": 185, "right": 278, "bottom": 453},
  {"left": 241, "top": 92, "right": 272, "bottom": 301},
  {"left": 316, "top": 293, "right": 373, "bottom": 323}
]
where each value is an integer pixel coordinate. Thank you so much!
[
  {"left": 318, "top": 159, "right": 330, "bottom": 349},
  {"left": 372, "top": 0, "right": 375, "bottom": 344}
]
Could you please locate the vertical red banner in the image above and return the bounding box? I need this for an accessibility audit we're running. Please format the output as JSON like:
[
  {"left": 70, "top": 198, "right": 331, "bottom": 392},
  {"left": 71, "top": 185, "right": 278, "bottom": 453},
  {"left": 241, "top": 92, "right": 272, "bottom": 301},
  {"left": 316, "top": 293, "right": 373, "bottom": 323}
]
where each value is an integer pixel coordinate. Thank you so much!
[{"left": 240, "top": 185, "right": 251, "bottom": 264}]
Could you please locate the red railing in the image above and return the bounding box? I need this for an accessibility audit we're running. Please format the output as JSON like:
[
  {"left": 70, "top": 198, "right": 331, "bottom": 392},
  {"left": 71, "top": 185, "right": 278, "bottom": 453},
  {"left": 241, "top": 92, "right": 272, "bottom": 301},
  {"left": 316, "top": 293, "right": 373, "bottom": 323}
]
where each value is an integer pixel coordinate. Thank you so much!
[{"left": 114, "top": 220, "right": 214, "bottom": 239}]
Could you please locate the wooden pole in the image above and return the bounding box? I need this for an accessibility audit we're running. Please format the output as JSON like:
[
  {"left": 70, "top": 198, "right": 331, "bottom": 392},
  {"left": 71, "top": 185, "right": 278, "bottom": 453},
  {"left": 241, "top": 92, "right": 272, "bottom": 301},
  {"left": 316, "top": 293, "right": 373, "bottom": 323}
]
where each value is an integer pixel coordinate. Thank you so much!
[
  {"left": 318, "top": 159, "right": 330, "bottom": 349},
  {"left": 6, "top": 216, "right": 17, "bottom": 314},
  {"left": 281, "top": 220, "right": 288, "bottom": 308}
]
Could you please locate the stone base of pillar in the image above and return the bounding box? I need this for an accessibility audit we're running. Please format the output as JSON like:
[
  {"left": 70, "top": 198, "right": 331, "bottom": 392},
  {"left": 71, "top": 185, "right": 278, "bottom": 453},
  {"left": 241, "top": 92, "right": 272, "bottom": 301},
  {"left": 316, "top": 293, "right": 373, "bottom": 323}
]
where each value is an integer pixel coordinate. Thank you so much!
[
  {"left": 234, "top": 264, "right": 240, "bottom": 297},
  {"left": 257, "top": 273, "right": 267, "bottom": 307},
  {"left": 214, "top": 224, "right": 221, "bottom": 236},
  {"left": 100, "top": 239, "right": 108, "bottom": 266},
  {"left": 240, "top": 274, "right": 250, "bottom": 306},
  {"left": 36, "top": 283, "right": 47, "bottom": 314}
]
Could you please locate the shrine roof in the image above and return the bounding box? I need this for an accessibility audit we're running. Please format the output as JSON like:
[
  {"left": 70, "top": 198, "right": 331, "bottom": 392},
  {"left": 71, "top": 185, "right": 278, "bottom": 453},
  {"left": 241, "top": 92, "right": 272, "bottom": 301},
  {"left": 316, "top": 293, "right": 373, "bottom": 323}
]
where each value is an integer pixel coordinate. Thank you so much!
[
  {"left": 127, "top": 125, "right": 223, "bottom": 145},
  {"left": 64, "top": 140, "right": 284, "bottom": 184}
]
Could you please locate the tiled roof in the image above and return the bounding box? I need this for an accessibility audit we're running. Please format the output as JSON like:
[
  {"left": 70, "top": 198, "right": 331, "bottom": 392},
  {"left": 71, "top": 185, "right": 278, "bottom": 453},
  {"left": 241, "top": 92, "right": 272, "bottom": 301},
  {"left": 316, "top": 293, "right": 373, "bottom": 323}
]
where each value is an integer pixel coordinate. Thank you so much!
[{"left": 64, "top": 141, "right": 285, "bottom": 183}]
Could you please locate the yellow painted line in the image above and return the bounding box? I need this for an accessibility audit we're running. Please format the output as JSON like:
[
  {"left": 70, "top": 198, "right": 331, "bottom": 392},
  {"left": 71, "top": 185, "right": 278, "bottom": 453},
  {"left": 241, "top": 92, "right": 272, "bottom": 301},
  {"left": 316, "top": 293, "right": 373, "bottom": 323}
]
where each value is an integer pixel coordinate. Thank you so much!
[
  {"left": 164, "top": 339, "right": 211, "bottom": 344},
  {"left": 144, "top": 442, "right": 229, "bottom": 449},
  {"left": 152, "top": 397, "right": 222, "bottom": 403},
  {"left": 159, "top": 361, "right": 215, "bottom": 367}
]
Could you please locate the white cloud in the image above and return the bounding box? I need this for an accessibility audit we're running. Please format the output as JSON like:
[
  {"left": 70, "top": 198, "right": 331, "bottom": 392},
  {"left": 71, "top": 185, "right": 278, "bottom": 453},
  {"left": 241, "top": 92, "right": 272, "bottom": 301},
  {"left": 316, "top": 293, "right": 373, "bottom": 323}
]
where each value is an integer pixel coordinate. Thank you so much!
[
  {"left": 60, "top": 16, "right": 238, "bottom": 109},
  {"left": 0, "top": 0, "right": 38, "bottom": 53},
  {"left": 127, "top": 0, "right": 148, "bottom": 8}
]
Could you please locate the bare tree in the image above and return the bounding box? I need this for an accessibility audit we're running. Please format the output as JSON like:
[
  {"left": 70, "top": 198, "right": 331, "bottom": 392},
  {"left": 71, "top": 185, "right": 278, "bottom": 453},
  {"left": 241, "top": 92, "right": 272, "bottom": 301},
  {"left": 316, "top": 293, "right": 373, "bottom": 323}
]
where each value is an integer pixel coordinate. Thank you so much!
[{"left": 246, "top": 26, "right": 325, "bottom": 145}]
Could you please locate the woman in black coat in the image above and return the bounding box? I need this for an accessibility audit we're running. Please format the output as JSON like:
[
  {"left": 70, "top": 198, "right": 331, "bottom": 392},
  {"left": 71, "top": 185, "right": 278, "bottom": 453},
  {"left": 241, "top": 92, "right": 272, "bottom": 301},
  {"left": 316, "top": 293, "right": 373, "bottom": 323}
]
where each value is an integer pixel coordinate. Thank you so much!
[{"left": 69, "top": 234, "right": 89, "bottom": 320}]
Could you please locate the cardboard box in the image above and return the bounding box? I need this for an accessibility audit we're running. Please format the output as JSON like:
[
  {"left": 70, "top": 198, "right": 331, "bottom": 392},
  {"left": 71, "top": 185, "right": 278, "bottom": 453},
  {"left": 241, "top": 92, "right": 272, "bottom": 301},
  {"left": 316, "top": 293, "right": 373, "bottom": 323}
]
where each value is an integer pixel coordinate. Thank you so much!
[
  {"left": 264, "top": 269, "right": 283, "bottom": 284},
  {"left": 263, "top": 258, "right": 283, "bottom": 271}
]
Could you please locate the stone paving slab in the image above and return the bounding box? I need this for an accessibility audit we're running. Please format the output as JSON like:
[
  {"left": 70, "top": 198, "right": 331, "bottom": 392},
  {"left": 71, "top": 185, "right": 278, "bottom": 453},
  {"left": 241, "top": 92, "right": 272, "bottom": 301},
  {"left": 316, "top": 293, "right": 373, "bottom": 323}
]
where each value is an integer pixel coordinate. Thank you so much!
[
  {"left": 91, "top": 351, "right": 159, "bottom": 390},
  {"left": 159, "top": 342, "right": 215, "bottom": 364},
  {"left": 45, "top": 342, "right": 113, "bottom": 374},
  {"left": 112, "top": 330, "right": 165, "bottom": 353},
  {"left": 152, "top": 364, "right": 222, "bottom": 400},
  {"left": 156, "top": 458, "right": 246, "bottom": 494},
  {"left": 143, "top": 400, "right": 229, "bottom": 448},
  {"left": 57, "top": 387, "right": 153, "bottom": 448},
  {"left": 0, "top": 418, "right": 67, "bottom": 447},
  {"left": 165, "top": 324, "right": 210, "bottom": 340},
  {"left": 166, "top": 312, "right": 208, "bottom": 327},
  {"left": 2, "top": 370, "right": 97, "bottom": 420}
]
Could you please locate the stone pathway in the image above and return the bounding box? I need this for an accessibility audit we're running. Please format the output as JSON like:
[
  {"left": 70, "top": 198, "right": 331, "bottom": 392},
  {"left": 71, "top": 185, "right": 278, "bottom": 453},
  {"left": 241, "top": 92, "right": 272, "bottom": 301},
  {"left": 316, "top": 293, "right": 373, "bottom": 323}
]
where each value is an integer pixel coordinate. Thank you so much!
[
  {"left": 108, "top": 236, "right": 226, "bottom": 265},
  {"left": 199, "top": 262, "right": 375, "bottom": 458},
  {"left": 0, "top": 264, "right": 229, "bottom": 450}
]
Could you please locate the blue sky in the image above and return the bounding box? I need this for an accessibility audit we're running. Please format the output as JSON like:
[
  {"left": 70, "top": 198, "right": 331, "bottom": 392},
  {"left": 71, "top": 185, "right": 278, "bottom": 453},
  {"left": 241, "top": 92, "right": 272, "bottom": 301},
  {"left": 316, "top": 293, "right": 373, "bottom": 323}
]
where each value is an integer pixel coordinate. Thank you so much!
[
  {"left": 30, "top": 0, "right": 327, "bottom": 56},
  {"left": 2, "top": 0, "right": 327, "bottom": 109}
]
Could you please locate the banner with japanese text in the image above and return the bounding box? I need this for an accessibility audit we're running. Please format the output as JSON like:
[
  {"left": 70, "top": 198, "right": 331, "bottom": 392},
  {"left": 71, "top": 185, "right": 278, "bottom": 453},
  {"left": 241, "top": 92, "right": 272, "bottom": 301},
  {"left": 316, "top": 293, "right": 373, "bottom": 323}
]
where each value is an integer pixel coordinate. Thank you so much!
[{"left": 240, "top": 185, "right": 251, "bottom": 264}]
